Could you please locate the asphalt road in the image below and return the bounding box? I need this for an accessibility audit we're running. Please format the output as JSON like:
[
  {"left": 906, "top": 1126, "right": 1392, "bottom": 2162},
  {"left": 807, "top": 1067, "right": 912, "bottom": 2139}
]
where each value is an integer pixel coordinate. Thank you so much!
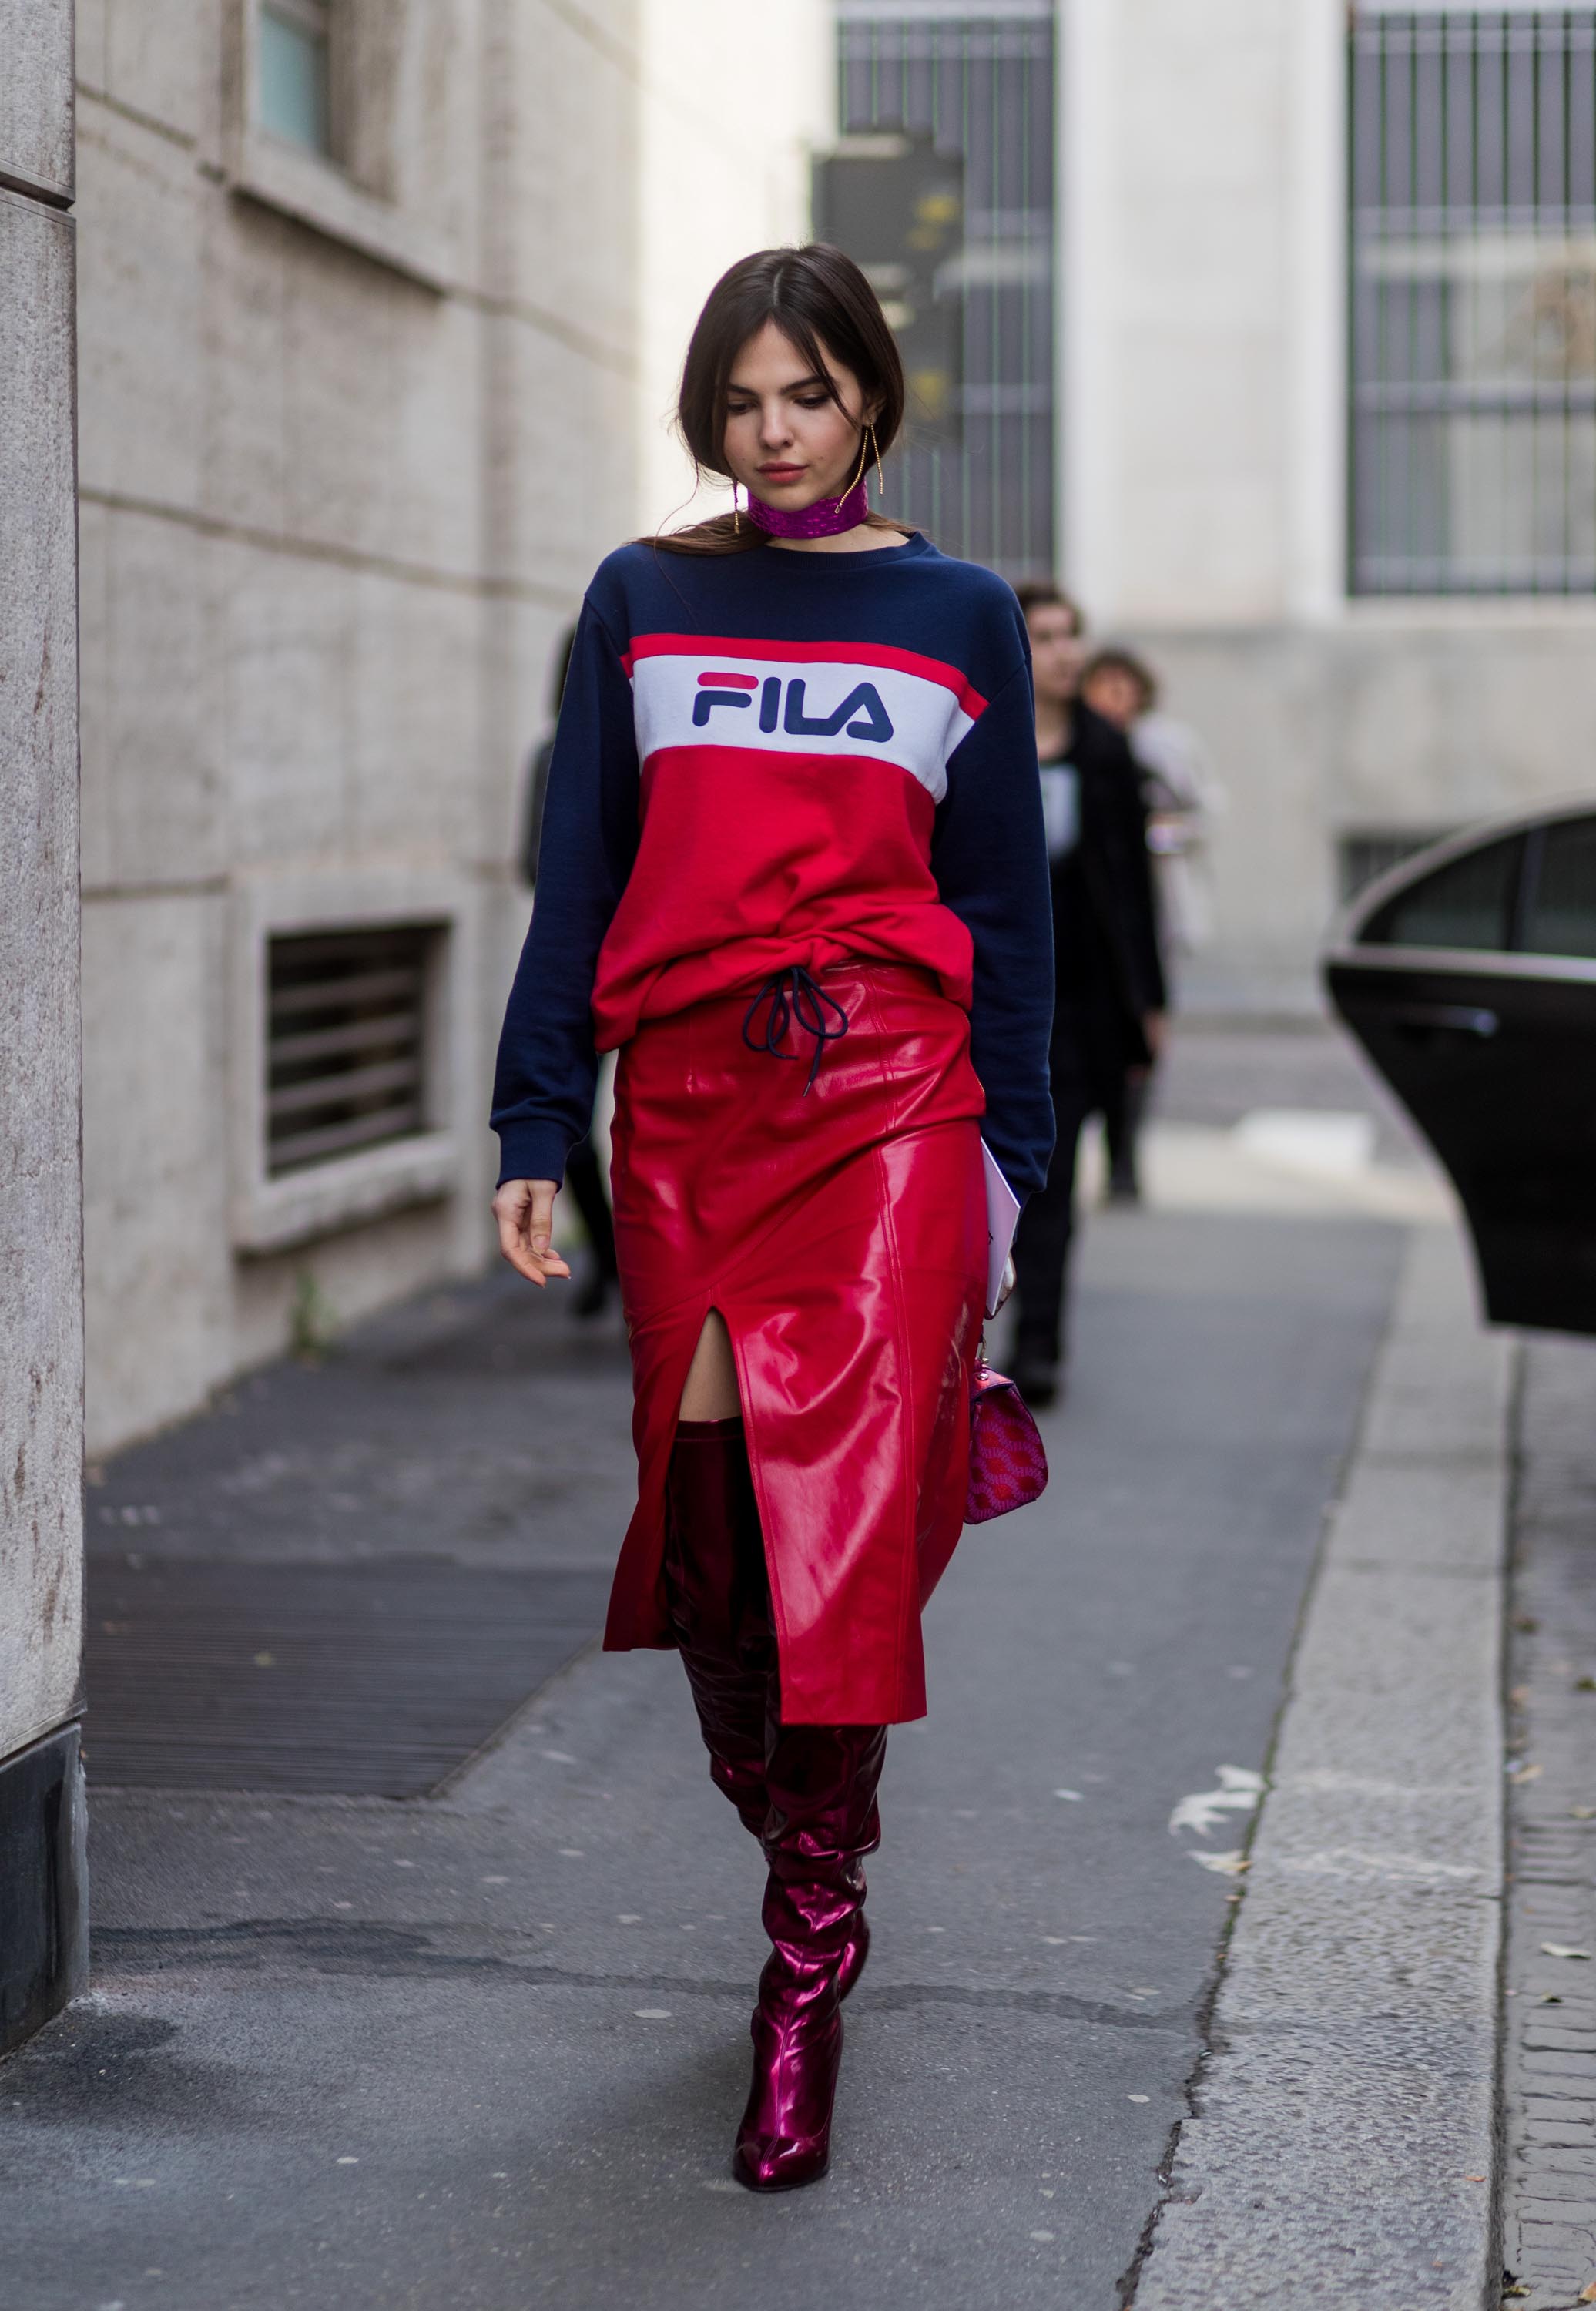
[{"left": 2, "top": 1182, "right": 1403, "bottom": 2311}]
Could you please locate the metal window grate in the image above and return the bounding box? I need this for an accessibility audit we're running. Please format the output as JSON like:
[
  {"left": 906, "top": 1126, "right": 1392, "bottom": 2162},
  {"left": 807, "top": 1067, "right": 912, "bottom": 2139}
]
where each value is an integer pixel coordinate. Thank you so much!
[
  {"left": 1338, "top": 827, "right": 1460, "bottom": 901},
  {"left": 82, "top": 1558, "right": 611, "bottom": 1796},
  {"left": 1350, "top": 7, "right": 1596, "bottom": 594},
  {"left": 836, "top": 11, "right": 1056, "bottom": 582},
  {"left": 266, "top": 924, "right": 436, "bottom": 1176}
]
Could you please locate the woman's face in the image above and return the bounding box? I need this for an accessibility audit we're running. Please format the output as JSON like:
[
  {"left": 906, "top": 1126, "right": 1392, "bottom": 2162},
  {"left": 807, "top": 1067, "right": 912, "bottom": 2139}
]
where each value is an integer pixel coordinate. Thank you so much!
[
  {"left": 722, "top": 320, "right": 877, "bottom": 510},
  {"left": 1081, "top": 664, "right": 1144, "bottom": 732},
  {"left": 1026, "top": 604, "right": 1087, "bottom": 709}
]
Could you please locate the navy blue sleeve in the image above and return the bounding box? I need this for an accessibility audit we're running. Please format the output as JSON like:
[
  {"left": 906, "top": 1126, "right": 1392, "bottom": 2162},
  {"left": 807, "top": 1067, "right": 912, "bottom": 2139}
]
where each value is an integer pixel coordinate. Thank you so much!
[
  {"left": 491, "top": 602, "right": 639, "bottom": 1186},
  {"left": 931, "top": 658, "right": 1056, "bottom": 1200}
]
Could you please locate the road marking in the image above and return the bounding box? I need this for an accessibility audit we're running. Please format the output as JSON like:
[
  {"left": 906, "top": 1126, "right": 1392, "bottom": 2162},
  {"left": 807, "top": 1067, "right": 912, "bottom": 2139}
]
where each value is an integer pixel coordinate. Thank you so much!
[{"left": 1168, "top": 1766, "right": 1264, "bottom": 1840}]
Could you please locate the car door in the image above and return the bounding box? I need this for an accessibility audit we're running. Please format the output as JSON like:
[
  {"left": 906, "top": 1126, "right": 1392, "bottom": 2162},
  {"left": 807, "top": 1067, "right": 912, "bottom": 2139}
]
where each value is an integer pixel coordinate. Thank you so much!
[{"left": 1325, "top": 813, "right": 1596, "bottom": 1336}]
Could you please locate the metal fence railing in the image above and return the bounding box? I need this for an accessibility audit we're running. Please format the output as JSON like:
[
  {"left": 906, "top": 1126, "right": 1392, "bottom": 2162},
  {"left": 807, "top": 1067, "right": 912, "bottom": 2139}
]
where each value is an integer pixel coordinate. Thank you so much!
[
  {"left": 1350, "top": 6, "right": 1596, "bottom": 595},
  {"left": 837, "top": 4, "right": 1056, "bottom": 583}
]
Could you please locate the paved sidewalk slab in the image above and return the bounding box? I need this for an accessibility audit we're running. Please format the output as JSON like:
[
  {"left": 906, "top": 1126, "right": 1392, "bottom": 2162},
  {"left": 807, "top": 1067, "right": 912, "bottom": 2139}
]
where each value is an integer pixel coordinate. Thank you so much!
[
  {"left": 1132, "top": 1224, "right": 1513, "bottom": 2309},
  {"left": 1502, "top": 1337, "right": 1596, "bottom": 2311},
  {"left": 0, "top": 1209, "right": 1401, "bottom": 2311}
]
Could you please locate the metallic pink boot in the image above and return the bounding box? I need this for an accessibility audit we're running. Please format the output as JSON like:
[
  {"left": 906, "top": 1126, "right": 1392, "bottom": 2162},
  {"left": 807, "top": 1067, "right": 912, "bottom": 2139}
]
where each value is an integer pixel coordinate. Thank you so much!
[
  {"left": 664, "top": 1423, "right": 870, "bottom": 2001},
  {"left": 733, "top": 1719, "right": 887, "bottom": 2192},
  {"left": 663, "top": 1420, "right": 771, "bottom": 1837}
]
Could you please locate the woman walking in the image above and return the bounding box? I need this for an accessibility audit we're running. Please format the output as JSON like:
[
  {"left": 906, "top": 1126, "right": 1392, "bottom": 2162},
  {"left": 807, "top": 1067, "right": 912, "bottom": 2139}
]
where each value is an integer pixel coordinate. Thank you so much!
[{"left": 490, "top": 246, "right": 1054, "bottom": 2190}]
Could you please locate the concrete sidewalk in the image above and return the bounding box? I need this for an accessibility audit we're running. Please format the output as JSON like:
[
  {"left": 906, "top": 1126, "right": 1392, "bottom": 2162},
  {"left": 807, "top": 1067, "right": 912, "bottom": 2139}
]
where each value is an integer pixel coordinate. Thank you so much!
[
  {"left": 1500, "top": 1336, "right": 1596, "bottom": 2311},
  {"left": 1134, "top": 1223, "right": 1512, "bottom": 2309},
  {"left": 4, "top": 994, "right": 1551, "bottom": 2310},
  {"left": 2, "top": 1192, "right": 1423, "bottom": 2310}
]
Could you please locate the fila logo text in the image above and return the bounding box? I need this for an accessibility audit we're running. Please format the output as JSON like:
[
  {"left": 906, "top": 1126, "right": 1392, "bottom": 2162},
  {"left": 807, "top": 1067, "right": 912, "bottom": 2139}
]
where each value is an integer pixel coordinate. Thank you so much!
[{"left": 692, "top": 670, "right": 894, "bottom": 743}]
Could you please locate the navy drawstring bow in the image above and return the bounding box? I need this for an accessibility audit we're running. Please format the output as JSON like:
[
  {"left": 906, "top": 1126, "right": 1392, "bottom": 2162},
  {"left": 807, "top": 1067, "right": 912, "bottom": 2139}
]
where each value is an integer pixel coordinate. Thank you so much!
[{"left": 741, "top": 966, "right": 850, "bottom": 1094}]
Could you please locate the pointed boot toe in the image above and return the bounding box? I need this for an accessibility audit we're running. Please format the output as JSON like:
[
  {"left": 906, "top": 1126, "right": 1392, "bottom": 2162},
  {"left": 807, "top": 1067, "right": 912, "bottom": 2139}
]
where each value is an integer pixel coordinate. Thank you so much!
[{"left": 732, "top": 2007, "right": 843, "bottom": 2192}]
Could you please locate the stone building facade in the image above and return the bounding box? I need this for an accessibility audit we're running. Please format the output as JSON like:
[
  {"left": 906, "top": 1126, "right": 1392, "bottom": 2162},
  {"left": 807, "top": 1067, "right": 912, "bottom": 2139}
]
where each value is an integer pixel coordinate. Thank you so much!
[
  {"left": 1058, "top": 0, "right": 1596, "bottom": 1005},
  {"left": 74, "top": 0, "right": 830, "bottom": 1454},
  {"left": 0, "top": 0, "right": 89, "bottom": 2052}
]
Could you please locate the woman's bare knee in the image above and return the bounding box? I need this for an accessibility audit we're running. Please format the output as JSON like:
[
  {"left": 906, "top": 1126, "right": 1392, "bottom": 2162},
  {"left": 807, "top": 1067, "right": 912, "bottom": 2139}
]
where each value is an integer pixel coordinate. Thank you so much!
[{"left": 679, "top": 1310, "right": 740, "bottom": 1421}]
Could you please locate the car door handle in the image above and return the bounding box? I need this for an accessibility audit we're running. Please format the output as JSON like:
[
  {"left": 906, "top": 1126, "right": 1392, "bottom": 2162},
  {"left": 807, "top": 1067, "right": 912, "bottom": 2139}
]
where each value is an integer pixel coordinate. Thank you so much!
[{"left": 1389, "top": 1002, "right": 1500, "bottom": 1038}]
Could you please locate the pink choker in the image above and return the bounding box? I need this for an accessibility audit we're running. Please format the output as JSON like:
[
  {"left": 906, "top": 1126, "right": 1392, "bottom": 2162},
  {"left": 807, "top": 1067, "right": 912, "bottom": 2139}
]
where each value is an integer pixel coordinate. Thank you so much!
[{"left": 743, "top": 475, "right": 870, "bottom": 539}]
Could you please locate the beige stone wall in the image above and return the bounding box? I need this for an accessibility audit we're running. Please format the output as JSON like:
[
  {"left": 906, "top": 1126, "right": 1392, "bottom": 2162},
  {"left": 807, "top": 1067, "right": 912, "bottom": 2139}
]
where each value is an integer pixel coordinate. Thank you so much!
[
  {"left": 1138, "top": 612, "right": 1596, "bottom": 1006},
  {"left": 635, "top": 2, "right": 835, "bottom": 534},
  {"left": 1063, "top": 0, "right": 1304, "bottom": 629},
  {"left": 75, "top": 0, "right": 833, "bottom": 1454},
  {"left": 1061, "top": 0, "right": 1596, "bottom": 1007},
  {"left": 0, "top": 0, "right": 84, "bottom": 1758}
]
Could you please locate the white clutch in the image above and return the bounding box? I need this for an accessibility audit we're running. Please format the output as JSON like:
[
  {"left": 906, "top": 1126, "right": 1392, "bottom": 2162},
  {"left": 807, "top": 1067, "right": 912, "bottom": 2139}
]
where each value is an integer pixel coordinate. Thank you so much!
[{"left": 981, "top": 1139, "right": 1021, "bottom": 1316}]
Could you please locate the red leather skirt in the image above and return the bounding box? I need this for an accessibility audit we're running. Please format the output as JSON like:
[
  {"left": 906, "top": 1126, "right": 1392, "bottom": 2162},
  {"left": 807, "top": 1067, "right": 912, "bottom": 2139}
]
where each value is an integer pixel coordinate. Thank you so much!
[{"left": 605, "top": 961, "right": 987, "bottom": 1726}]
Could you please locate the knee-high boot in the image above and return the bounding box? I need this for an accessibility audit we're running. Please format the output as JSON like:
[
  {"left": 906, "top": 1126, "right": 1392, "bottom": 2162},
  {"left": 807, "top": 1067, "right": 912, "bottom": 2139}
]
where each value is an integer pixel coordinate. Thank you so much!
[
  {"left": 663, "top": 1420, "right": 872, "bottom": 2004},
  {"left": 663, "top": 1418, "right": 770, "bottom": 1837},
  {"left": 733, "top": 1718, "right": 887, "bottom": 2192}
]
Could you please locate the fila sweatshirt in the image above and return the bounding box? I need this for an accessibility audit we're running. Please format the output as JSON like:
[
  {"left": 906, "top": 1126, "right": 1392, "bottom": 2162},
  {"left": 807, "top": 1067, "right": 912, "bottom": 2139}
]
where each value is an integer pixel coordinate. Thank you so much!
[{"left": 491, "top": 529, "right": 1056, "bottom": 1199}]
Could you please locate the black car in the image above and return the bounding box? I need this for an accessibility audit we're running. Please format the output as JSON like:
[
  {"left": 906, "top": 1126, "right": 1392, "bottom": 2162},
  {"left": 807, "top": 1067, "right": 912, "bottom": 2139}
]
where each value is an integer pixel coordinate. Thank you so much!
[{"left": 1323, "top": 802, "right": 1596, "bottom": 1337}]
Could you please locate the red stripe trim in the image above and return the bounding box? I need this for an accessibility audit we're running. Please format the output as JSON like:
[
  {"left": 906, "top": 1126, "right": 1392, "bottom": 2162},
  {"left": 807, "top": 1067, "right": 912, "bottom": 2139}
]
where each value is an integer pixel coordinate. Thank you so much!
[
  {"left": 623, "top": 632, "right": 987, "bottom": 719},
  {"left": 637, "top": 742, "right": 940, "bottom": 823}
]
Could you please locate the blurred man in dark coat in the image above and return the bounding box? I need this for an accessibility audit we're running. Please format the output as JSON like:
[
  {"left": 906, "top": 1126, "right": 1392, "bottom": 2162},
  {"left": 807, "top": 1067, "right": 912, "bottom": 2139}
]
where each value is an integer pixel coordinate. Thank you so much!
[{"left": 1010, "top": 585, "right": 1165, "bottom": 1407}]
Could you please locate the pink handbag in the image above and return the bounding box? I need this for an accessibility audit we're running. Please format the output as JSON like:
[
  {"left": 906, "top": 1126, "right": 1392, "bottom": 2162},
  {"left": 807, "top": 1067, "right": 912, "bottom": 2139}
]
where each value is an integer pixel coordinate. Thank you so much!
[{"left": 966, "top": 1351, "right": 1049, "bottom": 1524}]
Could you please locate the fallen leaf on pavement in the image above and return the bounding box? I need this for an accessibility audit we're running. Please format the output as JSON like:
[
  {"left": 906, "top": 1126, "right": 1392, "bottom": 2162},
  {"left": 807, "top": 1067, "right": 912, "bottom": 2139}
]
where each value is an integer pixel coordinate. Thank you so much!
[
  {"left": 1540, "top": 1943, "right": 1593, "bottom": 1960},
  {"left": 1579, "top": 2286, "right": 1596, "bottom": 2304}
]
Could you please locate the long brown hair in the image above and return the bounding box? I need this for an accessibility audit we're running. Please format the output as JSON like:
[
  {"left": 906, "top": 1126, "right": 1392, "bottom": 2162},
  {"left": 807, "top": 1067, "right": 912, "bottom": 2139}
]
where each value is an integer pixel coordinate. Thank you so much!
[{"left": 645, "top": 244, "right": 907, "bottom": 557}]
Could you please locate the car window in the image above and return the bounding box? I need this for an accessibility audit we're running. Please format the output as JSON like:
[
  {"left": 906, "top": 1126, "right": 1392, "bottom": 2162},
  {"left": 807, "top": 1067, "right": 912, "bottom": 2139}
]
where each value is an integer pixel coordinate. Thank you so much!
[
  {"left": 1521, "top": 817, "right": 1596, "bottom": 960},
  {"left": 1360, "top": 834, "right": 1521, "bottom": 951}
]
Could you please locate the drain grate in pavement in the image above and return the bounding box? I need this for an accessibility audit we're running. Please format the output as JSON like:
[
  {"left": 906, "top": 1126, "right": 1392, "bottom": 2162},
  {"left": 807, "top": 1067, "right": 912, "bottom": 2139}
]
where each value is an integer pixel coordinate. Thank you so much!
[{"left": 82, "top": 1558, "right": 612, "bottom": 1797}]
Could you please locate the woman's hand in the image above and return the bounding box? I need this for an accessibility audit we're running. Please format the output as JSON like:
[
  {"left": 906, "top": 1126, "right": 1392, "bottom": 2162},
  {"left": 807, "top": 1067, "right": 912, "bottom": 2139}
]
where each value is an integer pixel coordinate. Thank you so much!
[{"left": 492, "top": 1178, "right": 572, "bottom": 1288}]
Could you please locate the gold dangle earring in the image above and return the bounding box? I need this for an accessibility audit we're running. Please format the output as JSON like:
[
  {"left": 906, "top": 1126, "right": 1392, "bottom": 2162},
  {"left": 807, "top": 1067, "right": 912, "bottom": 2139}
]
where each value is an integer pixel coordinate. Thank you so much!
[{"left": 871, "top": 423, "right": 885, "bottom": 503}]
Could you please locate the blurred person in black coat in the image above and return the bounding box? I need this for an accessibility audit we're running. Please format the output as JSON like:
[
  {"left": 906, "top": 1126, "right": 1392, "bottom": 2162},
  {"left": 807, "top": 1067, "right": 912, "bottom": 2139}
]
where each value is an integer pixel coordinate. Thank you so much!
[
  {"left": 1010, "top": 585, "right": 1166, "bottom": 1407},
  {"left": 522, "top": 624, "right": 619, "bottom": 1317}
]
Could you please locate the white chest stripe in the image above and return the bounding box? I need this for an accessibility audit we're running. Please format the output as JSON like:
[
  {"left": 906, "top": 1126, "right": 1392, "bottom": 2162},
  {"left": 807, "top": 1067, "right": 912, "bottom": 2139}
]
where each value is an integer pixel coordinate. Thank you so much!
[{"left": 631, "top": 654, "right": 974, "bottom": 806}]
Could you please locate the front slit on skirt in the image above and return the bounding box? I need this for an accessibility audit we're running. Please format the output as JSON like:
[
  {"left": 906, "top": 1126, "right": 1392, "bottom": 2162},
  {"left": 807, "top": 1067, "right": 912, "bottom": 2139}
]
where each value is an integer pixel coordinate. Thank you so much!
[{"left": 602, "top": 960, "right": 987, "bottom": 1726}]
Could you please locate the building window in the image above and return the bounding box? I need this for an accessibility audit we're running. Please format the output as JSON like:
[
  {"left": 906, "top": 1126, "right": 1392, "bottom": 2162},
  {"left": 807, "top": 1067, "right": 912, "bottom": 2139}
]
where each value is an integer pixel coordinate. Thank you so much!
[
  {"left": 1338, "top": 828, "right": 1460, "bottom": 903},
  {"left": 1350, "top": 6, "right": 1596, "bottom": 595},
  {"left": 830, "top": 3, "right": 1057, "bottom": 585},
  {"left": 265, "top": 924, "right": 438, "bottom": 1177},
  {"left": 257, "top": 0, "right": 334, "bottom": 158}
]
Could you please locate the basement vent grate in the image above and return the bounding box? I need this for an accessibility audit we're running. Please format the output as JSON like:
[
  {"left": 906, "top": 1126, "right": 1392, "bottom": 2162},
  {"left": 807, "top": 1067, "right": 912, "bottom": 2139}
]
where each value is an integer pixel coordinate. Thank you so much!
[
  {"left": 82, "top": 1558, "right": 612, "bottom": 1797},
  {"left": 267, "top": 924, "right": 438, "bottom": 1176}
]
